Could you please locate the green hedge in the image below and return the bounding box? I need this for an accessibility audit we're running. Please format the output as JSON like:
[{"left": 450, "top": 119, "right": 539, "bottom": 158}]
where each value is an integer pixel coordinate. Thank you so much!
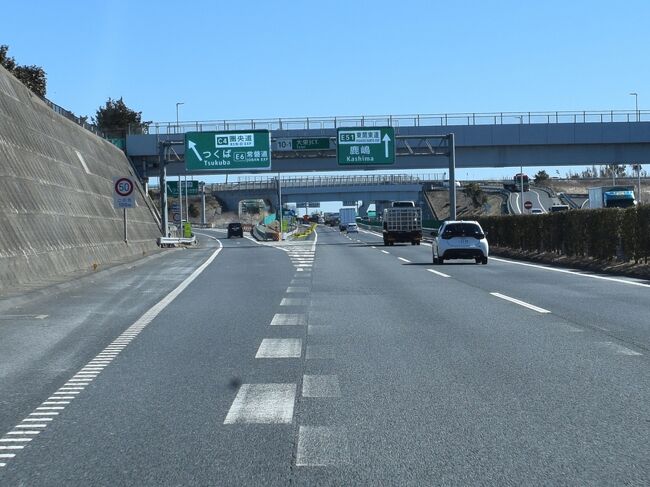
[{"left": 478, "top": 205, "right": 650, "bottom": 263}]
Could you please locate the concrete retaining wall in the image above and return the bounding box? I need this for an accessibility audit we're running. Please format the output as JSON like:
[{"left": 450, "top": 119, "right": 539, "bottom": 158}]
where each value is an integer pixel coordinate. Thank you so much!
[{"left": 0, "top": 66, "right": 161, "bottom": 292}]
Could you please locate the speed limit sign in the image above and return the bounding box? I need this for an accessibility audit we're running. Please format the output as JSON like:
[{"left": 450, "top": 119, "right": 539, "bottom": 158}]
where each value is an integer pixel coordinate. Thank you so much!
[{"left": 113, "top": 176, "right": 136, "bottom": 209}]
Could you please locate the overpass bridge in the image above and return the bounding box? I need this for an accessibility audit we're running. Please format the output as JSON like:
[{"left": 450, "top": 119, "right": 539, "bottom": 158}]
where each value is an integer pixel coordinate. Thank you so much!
[
  {"left": 126, "top": 109, "right": 650, "bottom": 177},
  {"left": 195, "top": 173, "right": 444, "bottom": 217}
]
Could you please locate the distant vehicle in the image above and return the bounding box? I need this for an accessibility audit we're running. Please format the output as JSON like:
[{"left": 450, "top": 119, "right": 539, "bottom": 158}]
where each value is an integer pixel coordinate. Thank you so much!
[
  {"left": 441, "top": 180, "right": 462, "bottom": 188},
  {"left": 227, "top": 222, "right": 244, "bottom": 238},
  {"left": 549, "top": 204, "right": 570, "bottom": 212},
  {"left": 588, "top": 186, "right": 636, "bottom": 209},
  {"left": 432, "top": 220, "right": 489, "bottom": 265},
  {"left": 317, "top": 217, "right": 325, "bottom": 224},
  {"left": 346, "top": 223, "right": 359, "bottom": 233},
  {"left": 391, "top": 201, "right": 416, "bottom": 207},
  {"left": 339, "top": 207, "right": 356, "bottom": 231},
  {"left": 382, "top": 205, "right": 422, "bottom": 246},
  {"left": 504, "top": 173, "right": 530, "bottom": 192},
  {"left": 531, "top": 208, "right": 544, "bottom": 214}
]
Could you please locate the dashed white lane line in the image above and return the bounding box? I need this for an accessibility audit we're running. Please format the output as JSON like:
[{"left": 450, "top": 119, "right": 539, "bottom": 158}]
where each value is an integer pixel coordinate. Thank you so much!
[
  {"left": 427, "top": 269, "right": 450, "bottom": 278},
  {"left": 296, "top": 426, "right": 350, "bottom": 466},
  {"left": 490, "top": 292, "right": 551, "bottom": 314},
  {"left": 597, "top": 341, "right": 642, "bottom": 356},
  {"left": 281, "top": 298, "right": 310, "bottom": 306},
  {"left": 398, "top": 257, "right": 411, "bottom": 263},
  {"left": 302, "top": 375, "right": 341, "bottom": 398},
  {"left": 224, "top": 384, "right": 297, "bottom": 424},
  {"left": 255, "top": 338, "right": 303, "bottom": 358},
  {"left": 0, "top": 242, "right": 224, "bottom": 469},
  {"left": 287, "top": 286, "right": 310, "bottom": 293},
  {"left": 490, "top": 257, "right": 650, "bottom": 288},
  {"left": 271, "top": 314, "right": 307, "bottom": 326},
  {"left": 381, "top": 250, "right": 390, "bottom": 254}
]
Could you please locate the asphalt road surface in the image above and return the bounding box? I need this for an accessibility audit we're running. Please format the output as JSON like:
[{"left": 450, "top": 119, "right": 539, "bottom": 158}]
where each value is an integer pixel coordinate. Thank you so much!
[{"left": 1, "top": 226, "right": 650, "bottom": 485}]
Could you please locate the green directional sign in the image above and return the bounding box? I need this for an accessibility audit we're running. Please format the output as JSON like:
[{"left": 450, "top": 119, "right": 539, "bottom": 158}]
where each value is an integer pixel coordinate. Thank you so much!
[
  {"left": 185, "top": 130, "right": 271, "bottom": 171},
  {"left": 274, "top": 137, "right": 332, "bottom": 151},
  {"left": 337, "top": 126, "right": 395, "bottom": 165},
  {"left": 166, "top": 180, "right": 199, "bottom": 197}
]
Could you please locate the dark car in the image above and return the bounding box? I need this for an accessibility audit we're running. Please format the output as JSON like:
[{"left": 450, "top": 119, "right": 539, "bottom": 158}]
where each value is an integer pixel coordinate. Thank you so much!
[{"left": 227, "top": 222, "right": 244, "bottom": 238}]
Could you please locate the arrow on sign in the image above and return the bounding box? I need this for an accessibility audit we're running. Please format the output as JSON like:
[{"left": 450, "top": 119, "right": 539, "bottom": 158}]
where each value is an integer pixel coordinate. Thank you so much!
[
  {"left": 382, "top": 133, "right": 391, "bottom": 158},
  {"left": 188, "top": 140, "right": 202, "bottom": 162}
]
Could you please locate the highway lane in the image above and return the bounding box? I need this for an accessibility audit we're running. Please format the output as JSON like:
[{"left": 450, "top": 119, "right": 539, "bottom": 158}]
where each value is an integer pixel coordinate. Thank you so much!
[
  {"left": 356, "top": 226, "right": 650, "bottom": 350},
  {"left": 2, "top": 226, "right": 650, "bottom": 484}
]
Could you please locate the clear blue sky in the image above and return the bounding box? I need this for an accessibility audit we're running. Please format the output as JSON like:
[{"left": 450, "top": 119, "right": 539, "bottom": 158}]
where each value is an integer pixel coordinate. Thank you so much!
[{"left": 3, "top": 0, "right": 648, "bottom": 190}]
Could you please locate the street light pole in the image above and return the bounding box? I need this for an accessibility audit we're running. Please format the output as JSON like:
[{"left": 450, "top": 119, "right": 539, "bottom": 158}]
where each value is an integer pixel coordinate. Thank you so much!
[
  {"left": 176, "top": 102, "right": 184, "bottom": 133},
  {"left": 630, "top": 92, "right": 639, "bottom": 121}
]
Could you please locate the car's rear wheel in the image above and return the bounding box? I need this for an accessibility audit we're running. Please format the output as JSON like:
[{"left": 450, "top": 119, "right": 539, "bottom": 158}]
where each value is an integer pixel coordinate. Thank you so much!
[
  {"left": 481, "top": 256, "right": 488, "bottom": 265},
  {"left": 475, "top": 257, "right": 481, "bottom": 264},
  {"left": 411, "top": 241, "right": 416, "bottom": 245}
]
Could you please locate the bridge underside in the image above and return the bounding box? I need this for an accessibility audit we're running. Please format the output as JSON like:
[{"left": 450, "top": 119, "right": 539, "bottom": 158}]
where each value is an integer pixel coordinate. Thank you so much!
[{"left": 126, "top": 121, "right": 650, "bottom": 177}]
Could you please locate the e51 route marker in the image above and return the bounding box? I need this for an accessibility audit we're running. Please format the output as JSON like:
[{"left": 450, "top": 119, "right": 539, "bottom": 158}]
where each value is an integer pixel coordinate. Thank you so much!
[
  {"left": 337, "top": 126, "right": 395, "bottom": 165},
  {"left": 185, "top": 130, "right": 271, "bottom": 171}
]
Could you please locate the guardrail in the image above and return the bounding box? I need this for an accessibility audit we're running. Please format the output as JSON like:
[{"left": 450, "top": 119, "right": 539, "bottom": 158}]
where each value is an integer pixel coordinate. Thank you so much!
[
  {"left": 205, "top": 173, "right": 443, "bottom": 192},
  {"left": 138, "top": 109, "right": 649, "bottom": 134}
]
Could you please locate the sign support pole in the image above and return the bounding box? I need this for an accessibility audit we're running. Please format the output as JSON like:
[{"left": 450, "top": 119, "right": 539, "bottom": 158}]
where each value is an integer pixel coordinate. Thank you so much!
[
  {"left": 123, "top": 208, "right": 128, "bottom": 243},
  {"left": 448, "top": 133, "right": 457, "bottom": 220},
  {"left": 201, "top": 183, "right": 207, "bottom": 226},
  {"left": 178, "top": 175, "right": 183, "bottom": 231},
  {"left": 159, "top": 146, "right": 169, "bottom": 236}
]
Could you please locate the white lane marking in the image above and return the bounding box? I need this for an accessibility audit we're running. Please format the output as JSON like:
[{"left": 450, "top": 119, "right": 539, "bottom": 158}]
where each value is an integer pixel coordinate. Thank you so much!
[
  {"left": 0, "top": 242, "right": 225, "bottom": 469},
  {"left": 302, "top": 375, "right": 341, "bottom": 398},
  {"left": 381, "top": 250, "right": 390, "bottom": 254},
  {"left": 35, "top": 315, "right": 48, "bottom": 320},
  {"left": 6, "top": 431, "right": 40, "bottom": 435},
  {"left": 0, "top": 446, "right": 24, "bottom": 450},
  {"left": 281, "top": 298, "right": 309, "bottom": 306},
  {"left": 371, "top": 246, "right": 377, "bottom": 249},
  {"left": 270, "top": 314, "right": 307, "bottom": 326},
  {"left": 0, "top": 438, "right": 32, "bottom": 442},
  {"left": 296, "top": 426, "right": 350, "bottom": 466},
  {"left": 311, "top": 228, "right": 318, "bottom": 252},
  {"left": 224, "top": 384, "right": 297, "bottom": 424},
  {"left": 490, "top": 257, "right": 650, "bottom": 288},
  {"left": 42, "top": 401, "right": 70, "bottom": 405},
  {"left": 308, "top": 325, "right": 334, "bottom": 336},
  {"left": 490, "top": 292, "right": 551, "bottom": 314},
  {"left": 0, "top": 454, "right": 16, "bottom": 458},
  {"left": 597, "top": 341, "right": 642, "bottom": 356},
  {"left": 398, "top": 257, "right": 411, "bottom": 263},
  {"left": 286, "top": 286, "right": 310, "bottom": 293},
  {"left": 291, "top": 279, "right": 311, "bottom": 285},
  {"left": 305, "top": 344, "right": 335, "bottom": 360},
  {"left": 427, "top": 269, "right": 450, "bottom": 278},
  {"left": 255, "top": 338, "right": 303, "bottom": 358},
  {"left": 15, "top": 424, "right": 47, "bottom": 428}
]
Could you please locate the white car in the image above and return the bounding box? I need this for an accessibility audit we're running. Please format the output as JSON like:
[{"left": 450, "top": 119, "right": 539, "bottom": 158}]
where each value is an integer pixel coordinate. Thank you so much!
[
  {"left": 531, "top": 208, "right": 544, "bottom": 214},
  {"left": 346, "top": 223, "right": 359, "bottom": 233},
  {"left": 432, "top": 220, "right": 489, "bottom": 265}
]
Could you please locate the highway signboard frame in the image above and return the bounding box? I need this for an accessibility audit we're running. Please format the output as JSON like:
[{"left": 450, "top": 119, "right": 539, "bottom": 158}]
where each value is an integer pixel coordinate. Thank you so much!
[
  {"left": 167, "top": 180, "right": 199, "bottom": 196},
  {"left": 336, "top": 127, "right": 395, "bottom": 166},
  {"left": 185, "top": 130, "right": 271, "bottom": 171}
]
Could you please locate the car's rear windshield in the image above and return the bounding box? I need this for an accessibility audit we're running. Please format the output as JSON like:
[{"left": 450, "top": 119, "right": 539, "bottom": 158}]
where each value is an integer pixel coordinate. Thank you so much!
[
  {"left": 442, "top": 223, "right": 483, "bottom": 237},
  {"left": 229, "top": 223, "right": 242, "bottom": 228}
]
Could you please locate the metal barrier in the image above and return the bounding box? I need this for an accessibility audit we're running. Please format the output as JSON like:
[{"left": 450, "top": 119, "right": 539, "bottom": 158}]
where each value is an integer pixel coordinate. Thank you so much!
[
  {"left": 140, "top": 109, "right": 649, "bottom": 135},
  {"left": 205, "top": 173, "right": 443, "bottom": 192}
]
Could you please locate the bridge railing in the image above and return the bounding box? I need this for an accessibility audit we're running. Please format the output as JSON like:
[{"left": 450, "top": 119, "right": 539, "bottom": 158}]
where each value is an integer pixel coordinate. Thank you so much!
[
  {"left": 140, "top": 109, "right": 649, "bottom": 135},
  {"left": 205, "top": 173, "right": 444, "bottom": 192}
]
